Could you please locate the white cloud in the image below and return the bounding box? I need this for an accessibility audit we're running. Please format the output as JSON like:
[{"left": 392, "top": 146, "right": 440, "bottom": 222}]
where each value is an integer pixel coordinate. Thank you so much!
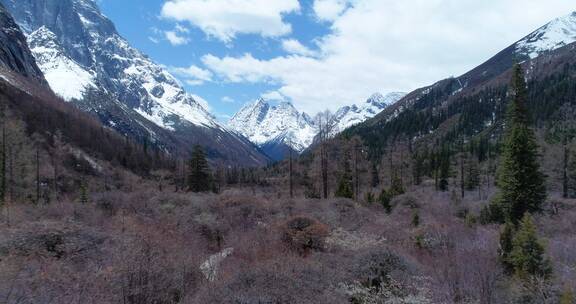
[
  {"left": 281, "top": 39, "right": 317, "bottom": 56},
  {"left": 261, "top": 90, "right": 286, "bottom": 101},
  {"left": 170, "top": 64, "right": 213, "bottom": 85},
  {"left": 313, "top": 0, "right": 351, "bottom": 22},
  {"left": 200, "top": 0, "right": 576, "bottom": 114},
  {"left": 221, "top": 96, "right": 235, "bottom": 103},
  {"left": 165, "top": 30, "right": 189, "bottom": 45},
  {"left": 161, "top": 0, "right": 300, "bottom": 42}
]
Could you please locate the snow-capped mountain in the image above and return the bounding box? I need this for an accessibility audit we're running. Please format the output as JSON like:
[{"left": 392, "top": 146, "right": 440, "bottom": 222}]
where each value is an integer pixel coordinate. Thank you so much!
[
  {"left": 328, "top": 92, "right": 405, "bottom": 136},
  {"left": 516, "top": 11, "right": 576, "bottom": 59},
  {"left": 2, "top": 0, "right": 269, "bottom": 166},
  {"left": 228, "top": 99, "right": 318, "bottom": 158},
  {"left": 229, "top": 93, "right": 405, "bottom": 160}
]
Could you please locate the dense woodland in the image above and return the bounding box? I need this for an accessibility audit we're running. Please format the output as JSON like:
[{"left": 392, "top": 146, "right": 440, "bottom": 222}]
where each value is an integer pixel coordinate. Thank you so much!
[{"left": 0, "top": 61, "right": 575, "bottom": 303}]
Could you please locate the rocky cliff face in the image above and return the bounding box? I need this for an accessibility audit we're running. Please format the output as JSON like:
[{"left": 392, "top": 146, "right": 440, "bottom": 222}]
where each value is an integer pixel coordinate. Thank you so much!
[{"left": 0, "top": 2, "right": 45, "bottom": 84}]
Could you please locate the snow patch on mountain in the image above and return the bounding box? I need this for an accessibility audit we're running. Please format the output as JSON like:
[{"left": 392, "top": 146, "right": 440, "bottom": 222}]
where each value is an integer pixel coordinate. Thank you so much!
[
  {"left": 16, "top": 0, "right": 220, "bottom": 131},
  {"left": 516, "top": 11, "right": 576, "bottom": 59},
  {"left": 228, "top": 99, "right": 318, "bottom": 152},
  {"left": 27, "top": 27, "right": 96, "bottom": 101}
]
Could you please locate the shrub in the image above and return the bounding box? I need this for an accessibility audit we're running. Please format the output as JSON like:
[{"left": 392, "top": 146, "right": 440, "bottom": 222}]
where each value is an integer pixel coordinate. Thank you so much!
[{"left": 281, "top": 217, "right": 329, "bottom": 255}]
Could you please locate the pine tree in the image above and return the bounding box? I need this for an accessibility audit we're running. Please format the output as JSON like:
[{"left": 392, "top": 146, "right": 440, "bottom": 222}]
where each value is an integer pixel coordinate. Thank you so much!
[
  {"left": 509, "top": 214, "right": 552, "bottom": 280},
  {"left": 370, "top": 162, "right": 380, "bottom": 188},
  {"left": 465, "top": 159, "right": 480, "bottom": 191},
  {"left": 389, "top": 169, "right": 405, "bottom": 196},
  {"left": 79, "top": 179, "right": 88, "bottom": 204},
  {"left": 378, "top": 189, "right": 392, "bottom": 214},
  {"left": 187, "top": 145, "right": 211, "bottom": 193},
  {"left": 569, "top": 148, "right": 576, "bottom": 198},
  {"left": 335, "top": 152, "right": 353, "bottom": 199},
  {"left": 499, "top": 222, "right": 515, "bottom": 274},
  {"left": 491, "top": 64, "right": 546, "bottom": 224},
  {"left": 0, "top": 125, "right": 5, "bottom": 204},
  {"left": 560, "top": 286, "right": 575, "bottom": 304},
  {"left": 439, "top": 147, "right": 451, "bottom": 192},
  {"left": 411, "top": 210, "right": 420, "bottom": 227}
]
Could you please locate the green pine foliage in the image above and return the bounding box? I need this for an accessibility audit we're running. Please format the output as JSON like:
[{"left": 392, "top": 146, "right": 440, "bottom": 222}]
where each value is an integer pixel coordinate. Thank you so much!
[
  {"left": 370, "top": 163, "right": 380, "bottom": 188},
  {"left": 560, "top": 286, "right": 575, "bottom": 304},
  {"left": 509, "top": 214, "right": 552, "bottom": 280},
  {"left": 465, "top": 159, "right": 480, "bottom": 191},
  {"left": 378, "top": 189, "right": 392, "bottom": 214},
  {"left": 389, "top": 170, "right": 405, "bottom": 196},
  {"left": 335, "top": 174, "right": 353, "bottom": 199},
  {"left": 335, "top": 152, "right": 354, "bottom": 199},
  {"left": 490, "top": 64, "right": 546, "bottom": 224},
  {"left": 187, "top": 145, "right": 212, "bottom": 193},
  {"left": 499, "top": 221, "right": 515, "bottom": 274},
  {"left": 79, "top": 180, "right": 88, "bottom": 204},
  {"left": 438, "top": 146, "right": 451, "bottom": 192},
  {"left": 411, "top": 210, "right": 420, "bottom": 227}
]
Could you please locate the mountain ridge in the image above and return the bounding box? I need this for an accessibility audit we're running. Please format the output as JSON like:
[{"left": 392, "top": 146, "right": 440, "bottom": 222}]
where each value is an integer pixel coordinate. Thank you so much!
[{"left": 1, "top": 0, "right": 270, "bottom": 166}]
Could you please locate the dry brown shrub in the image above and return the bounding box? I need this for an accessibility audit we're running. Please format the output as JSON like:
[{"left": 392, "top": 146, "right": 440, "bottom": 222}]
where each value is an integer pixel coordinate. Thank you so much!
[{"left": 281, "top": 216, "right": 329, "bottom": 256}]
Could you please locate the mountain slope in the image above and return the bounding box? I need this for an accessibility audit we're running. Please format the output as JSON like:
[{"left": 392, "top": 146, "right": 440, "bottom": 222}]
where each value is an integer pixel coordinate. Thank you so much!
[
  {"left": 1, "top": 0, "right": 269, "bottom": 166},
  {"left": 345, "top": 10, "right": 576, "bottom": 157}
]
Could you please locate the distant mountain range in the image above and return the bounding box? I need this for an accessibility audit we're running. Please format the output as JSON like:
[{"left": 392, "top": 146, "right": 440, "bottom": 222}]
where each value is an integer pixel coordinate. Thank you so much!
[
  {"left": 228, "top": 92, "right": 405, "bottom": 160},
  {"left": 0, "top": 0, "right": 269, "bottom": 166}
]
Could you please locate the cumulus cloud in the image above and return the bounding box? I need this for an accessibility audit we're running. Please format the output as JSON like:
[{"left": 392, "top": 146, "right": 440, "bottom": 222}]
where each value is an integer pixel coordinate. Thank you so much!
[
  {"left": 261, "top": 90, "right": 286, "bottom": 101},
  {"left": 313, "top": 0, "right": 351, "bottom": 22},
  {"left": 281, "top": 39, "right": 317, "bottom": 56},
  {"left": 161, "top": 0, "right": 300, "bottom": 42},
  {"left": 170, "top": 65, "right": 213, "bottom": 85},
  {"left": 199, "top": 0, "right": 576, "bottom": 114},
  {"left": 164, "top": 31, "right": 189, "bottom": 45}
]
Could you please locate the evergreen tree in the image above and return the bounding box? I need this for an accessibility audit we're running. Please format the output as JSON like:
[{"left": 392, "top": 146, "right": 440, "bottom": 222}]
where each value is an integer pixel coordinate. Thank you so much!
[
  {"left": 187, "top": 145, "right": 211, "bottom": 193},
  {"left": 370, "top": 162, "right": 380, "bottom": 188},
  {"left": 389, "top": 169, "right": 405, "bottom": 196},
  {"left": 335, "top": 176, "right": 353, "bottom": 198},
  {"left": 465, "top": 159, "right": 480, "bottom": 191},
  {"left": 378, "top": 189, "right": 392, "bottom": 214},
  {"left": 569, "top": 148, "right": 576, "bottom": 198},
  {"left": 0, "top": 125, "right": 5, "bottom": 204},
  {"left": 560, "top": 286, "right": 575, "bottom": 304},
  {"left": 439, "top": 147, "right": 451, "bottom": 191},
  {"left": 499, "top": 222, "right": 515, "bottom": 274},
  {"left": 411, "top": 210, "right": 420, "bottom": 227},
  {"left": 79, "top": 179, "right": 88, "bottom": 204},
  {"left": 509, "top": 214, "right": 552, "bottom": 280},
  {"left": 491, "top": 64, "right": 546, "bottom": 224}
]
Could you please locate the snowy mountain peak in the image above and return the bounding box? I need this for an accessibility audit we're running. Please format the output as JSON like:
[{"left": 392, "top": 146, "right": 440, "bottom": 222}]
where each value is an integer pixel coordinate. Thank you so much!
[
  {"left": 228, "top": 99, "right": 318, "bottom": 154},
  {"left": 367, "top": 92, "right": 407, "bottom": 107},
  {"left": 516, "top": 11, "right": 576, "bottom": 59},
  {"left": 328, "top": 92, "right": 406, "bottom": 136},
  {"left": 229, "top": 92, "right": 406, "bottom": 158}
]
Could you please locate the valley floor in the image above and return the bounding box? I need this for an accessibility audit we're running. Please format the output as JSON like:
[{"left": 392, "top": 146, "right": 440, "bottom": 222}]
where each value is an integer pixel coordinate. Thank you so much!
[{"left": 0, "top": 182, "right": 574, "bottom": 303}]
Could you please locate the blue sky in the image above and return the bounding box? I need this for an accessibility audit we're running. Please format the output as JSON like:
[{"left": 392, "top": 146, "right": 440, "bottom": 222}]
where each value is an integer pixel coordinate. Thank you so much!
[
  {"left": 98, "top": 0, "right": 330, "bottom": 121},
  {"left": 97, "top": 0, "right": 576, "bottom": 121}
]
